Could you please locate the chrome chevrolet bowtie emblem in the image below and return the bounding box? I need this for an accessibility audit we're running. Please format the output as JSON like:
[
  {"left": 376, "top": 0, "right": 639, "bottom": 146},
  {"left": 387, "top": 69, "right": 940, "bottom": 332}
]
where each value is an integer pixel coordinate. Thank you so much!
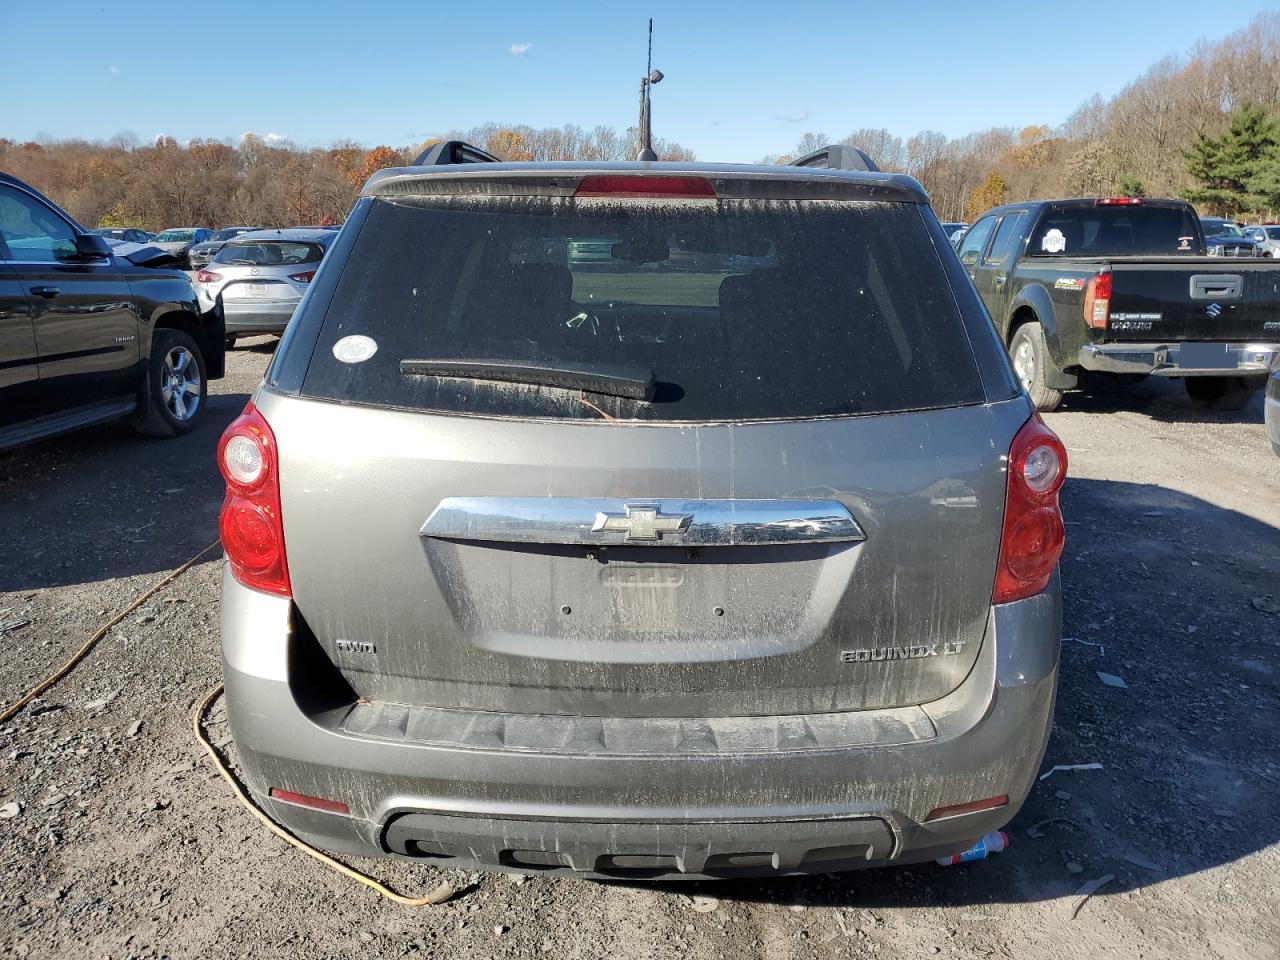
[{"left": 591, "top": 504, "right": 692, "bottom": 541}]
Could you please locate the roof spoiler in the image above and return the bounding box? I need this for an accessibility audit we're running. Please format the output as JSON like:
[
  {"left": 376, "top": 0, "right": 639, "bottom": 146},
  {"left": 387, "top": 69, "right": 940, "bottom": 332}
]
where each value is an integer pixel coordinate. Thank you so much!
[
  {"left": 790, "top": 144, "right": 880, "bottom": 173},
  {"left": 413, "top": 139, "right": 501, "bottom": 166}
]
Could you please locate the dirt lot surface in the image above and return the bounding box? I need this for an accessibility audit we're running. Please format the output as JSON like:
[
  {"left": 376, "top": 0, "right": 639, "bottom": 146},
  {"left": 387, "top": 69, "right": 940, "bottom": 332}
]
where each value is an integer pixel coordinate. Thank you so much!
[{"left": 1, "top": 342, "right": 1277, "bottom": 959}]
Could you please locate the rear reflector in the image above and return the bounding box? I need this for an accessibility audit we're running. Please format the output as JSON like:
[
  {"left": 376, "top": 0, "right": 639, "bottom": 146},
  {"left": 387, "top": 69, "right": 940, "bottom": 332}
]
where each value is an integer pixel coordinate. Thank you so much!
[
  {"left": 1094, "top": 197, "right": 1143, "bottom": 205},
  {"left": 269, "top": 788, "right": 350, "bottom": 815},
  {"left": 574, "top": 175, "right": 717, "bottom": 199},
  {"left": 925, "top": 795, "right": 1009, "bottom": 821}
]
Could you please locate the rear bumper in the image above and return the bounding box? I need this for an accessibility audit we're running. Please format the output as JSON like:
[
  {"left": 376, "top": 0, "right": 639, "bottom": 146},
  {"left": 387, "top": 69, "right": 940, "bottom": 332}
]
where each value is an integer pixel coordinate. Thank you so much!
[
  {"left": 220, "top": 299, "right": 298, "bottom": 335},
  {"left": 1078, "top": 341, "right": 1280, "bottom": 377},
  {"left": 220, "top": 567, "right": 1061, "bottom": 879}
]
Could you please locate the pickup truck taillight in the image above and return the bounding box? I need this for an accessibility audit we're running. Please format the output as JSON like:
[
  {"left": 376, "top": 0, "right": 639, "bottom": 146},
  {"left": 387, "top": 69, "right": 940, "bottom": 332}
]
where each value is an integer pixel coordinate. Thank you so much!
[
  {"left": 993, "top": 415, "right": 1067, "bottom": 605},
  {"left": 218, "top": 402, "right": 291, "bottom": 597},
  {"left": 1083, "top": 273, "right": 1111, "bottom": 329}
]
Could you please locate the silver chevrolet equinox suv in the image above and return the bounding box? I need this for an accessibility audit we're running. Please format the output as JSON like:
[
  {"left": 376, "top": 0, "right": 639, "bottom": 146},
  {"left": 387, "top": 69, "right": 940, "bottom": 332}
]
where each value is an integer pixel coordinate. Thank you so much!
[{"left": 218, "top": 151, "right": 1067, "bottom": 880}]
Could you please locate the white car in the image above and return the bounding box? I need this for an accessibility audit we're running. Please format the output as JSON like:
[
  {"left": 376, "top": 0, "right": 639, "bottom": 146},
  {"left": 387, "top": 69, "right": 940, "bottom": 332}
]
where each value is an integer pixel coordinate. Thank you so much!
[
  {"left": 193, "top": 229, "right": 336, "bottom": 347},
  {"left": 1244, "top": 225, "right": 1280, "bottom": 257}
]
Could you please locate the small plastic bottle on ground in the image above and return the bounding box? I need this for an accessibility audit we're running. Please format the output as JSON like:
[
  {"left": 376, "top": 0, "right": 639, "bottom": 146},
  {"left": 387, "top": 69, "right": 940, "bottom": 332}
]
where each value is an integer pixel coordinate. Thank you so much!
[{"left": 936, "top": 831, "right": 1010, "bottom": 865}]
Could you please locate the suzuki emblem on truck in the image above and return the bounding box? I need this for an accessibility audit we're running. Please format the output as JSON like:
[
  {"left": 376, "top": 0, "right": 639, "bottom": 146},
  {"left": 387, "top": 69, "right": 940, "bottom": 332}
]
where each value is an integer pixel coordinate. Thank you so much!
[
  {"left": 1205, "top": 302, "right": 1223, "bottom": 318},
  {"left": 591, "top": 504, "right": 693, "bottom": 541}
]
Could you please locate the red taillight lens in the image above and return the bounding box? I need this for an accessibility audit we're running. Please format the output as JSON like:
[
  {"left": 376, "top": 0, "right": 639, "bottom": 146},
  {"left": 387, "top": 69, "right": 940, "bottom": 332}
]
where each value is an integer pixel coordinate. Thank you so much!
[
  {"left": 217, "top": 402, "right": 290, "bottom": 596},
  {"left": 993, "top": 414, "right": 1067, "bottom": 604},
  {"left": 1094, "top": 197, "right": 1143, "bottom": 205},
  {"left": 574, "top": 175, "right": 717, "bottom": 199},
  {"left": 288, "top": 270, "right": 316, "bottom": 283},
  {"left": 195, "top": 270, "right": 221, "bottom": 283},
  {"left": 1082, "top": 272, "right": 1111, "bottom": 330}
]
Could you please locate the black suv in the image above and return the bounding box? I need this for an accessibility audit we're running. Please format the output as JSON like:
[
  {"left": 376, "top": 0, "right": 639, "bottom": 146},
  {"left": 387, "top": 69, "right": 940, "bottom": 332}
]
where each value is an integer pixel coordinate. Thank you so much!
[{"left": 0, "top": 173, "right": 225, "bottom": 449}]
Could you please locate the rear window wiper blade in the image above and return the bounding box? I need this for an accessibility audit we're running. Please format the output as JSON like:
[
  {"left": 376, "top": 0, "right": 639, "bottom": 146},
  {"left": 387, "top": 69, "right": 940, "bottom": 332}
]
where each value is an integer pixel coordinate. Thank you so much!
[{"left": 399, "top": 358, "right": 656, "bottom": 402}]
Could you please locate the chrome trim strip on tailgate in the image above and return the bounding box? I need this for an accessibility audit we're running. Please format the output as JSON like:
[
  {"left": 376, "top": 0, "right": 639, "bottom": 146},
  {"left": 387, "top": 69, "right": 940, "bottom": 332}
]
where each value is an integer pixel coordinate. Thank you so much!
[{"left": 421, "top": 497, "right": 866, "bottom": 546}]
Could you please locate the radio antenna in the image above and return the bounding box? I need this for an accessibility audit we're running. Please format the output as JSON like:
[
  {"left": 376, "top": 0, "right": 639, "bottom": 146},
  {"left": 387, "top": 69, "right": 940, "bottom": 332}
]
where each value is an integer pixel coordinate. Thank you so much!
[{"left": 636, "top": 18, "right": 663, "bottom": 161}]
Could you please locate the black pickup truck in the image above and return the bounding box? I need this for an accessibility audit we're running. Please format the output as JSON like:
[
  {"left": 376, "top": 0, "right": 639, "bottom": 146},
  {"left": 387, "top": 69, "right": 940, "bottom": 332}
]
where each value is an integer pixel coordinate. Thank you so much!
[
  {"left": 957, "top": 197, "right": 1280, "bottom": 411},
  {"left": 0, "top": 173, "right": 224, "bottom": 450}
]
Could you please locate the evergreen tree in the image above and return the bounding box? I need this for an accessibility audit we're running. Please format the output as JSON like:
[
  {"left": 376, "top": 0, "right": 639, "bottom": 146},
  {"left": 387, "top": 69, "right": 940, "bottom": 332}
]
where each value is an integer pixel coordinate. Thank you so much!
[
  {"left": 1183, "top": 103, "right": 1279, "bottom": 213},
  {"left": 1246, "top": 147, "right": 1280, "bottom": 212}
]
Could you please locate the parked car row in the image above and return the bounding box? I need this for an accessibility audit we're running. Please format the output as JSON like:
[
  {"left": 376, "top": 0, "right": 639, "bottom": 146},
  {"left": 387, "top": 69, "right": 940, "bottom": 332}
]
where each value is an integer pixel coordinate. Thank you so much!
[
  {"left": 90, "top": 226, "right": 155, "bottom": 244},
  {"left": 188, "top": 227, "right": 262, "bottom": 270}
]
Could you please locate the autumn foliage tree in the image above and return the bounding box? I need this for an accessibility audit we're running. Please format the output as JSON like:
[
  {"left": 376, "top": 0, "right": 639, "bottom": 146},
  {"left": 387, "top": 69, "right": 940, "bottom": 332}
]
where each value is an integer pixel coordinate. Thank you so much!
[{"left": 966, "top": 173, "right": 1007, "bottom": 220}]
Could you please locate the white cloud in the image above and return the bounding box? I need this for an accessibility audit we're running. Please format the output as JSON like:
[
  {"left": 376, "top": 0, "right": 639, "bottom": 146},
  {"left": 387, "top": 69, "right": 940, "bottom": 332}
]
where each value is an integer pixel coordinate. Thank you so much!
[
  {"left": 239, "top": 131, "right": 289, "bottom": 144},
  {"left": 109, "top": 65, "right": 120, "bottom": 75},
  {"left": 510, "top": 42, "right": 531, "bottom": 56},
  {"left": 777, "top": 111, "right": 810, "bottom": 123}
]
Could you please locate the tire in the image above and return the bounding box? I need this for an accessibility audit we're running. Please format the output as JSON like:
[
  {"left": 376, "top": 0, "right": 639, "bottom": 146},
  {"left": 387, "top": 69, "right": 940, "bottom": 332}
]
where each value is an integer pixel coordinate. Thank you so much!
[
  {"left": 132, "top": 328, "right": 208, "bottom": 437},
  {"left": 225, "top": 336, "right": 236, "bottom": 350},
  {"left": 1184, "top": 376, "right": 1259, "bottom": 412},
  {"left": 1009, "top": 321, "right": 1064, "bottom": 412}
]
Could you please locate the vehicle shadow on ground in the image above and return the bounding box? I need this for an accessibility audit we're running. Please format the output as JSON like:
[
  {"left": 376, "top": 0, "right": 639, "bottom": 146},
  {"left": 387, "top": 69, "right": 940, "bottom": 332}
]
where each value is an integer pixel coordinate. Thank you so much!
[
  {"left": 1060, "top": 372, "right": 1266, "bottom": 425},
  {"left": 229, "top": 338, "right": 280, "bottom": 357},
  {"left": 631, "top": 479, "right": 1280, "bottom": 909},
  {"left": 0, "top": 390, "right": 249, "bottom": 592}
]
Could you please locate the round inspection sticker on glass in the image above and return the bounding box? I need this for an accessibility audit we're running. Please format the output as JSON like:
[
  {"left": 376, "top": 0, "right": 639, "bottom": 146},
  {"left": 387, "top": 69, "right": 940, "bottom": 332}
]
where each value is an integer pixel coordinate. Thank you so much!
[{"left": 333, "top": 335, "right": 378, "bottom": 364}]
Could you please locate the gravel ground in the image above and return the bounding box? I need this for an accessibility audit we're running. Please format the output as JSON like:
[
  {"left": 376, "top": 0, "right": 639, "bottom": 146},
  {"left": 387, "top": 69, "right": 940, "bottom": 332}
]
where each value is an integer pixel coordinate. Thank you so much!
[{"left": 1, "top": 342, "right": 1277, "bottom": 960}]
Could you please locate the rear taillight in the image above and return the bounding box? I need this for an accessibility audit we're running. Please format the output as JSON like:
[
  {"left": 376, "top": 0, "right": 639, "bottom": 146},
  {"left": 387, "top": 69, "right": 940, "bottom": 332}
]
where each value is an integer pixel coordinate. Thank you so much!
[
  {"left": 195, "top": 270, "right": 221, "bottom": 283},
  {"left": 993, "top": 415, "right": 1067, "bottom": 604},
  {"left": 217, "top": 402, "right": 290, "bottom": 596},
  {"left": 1094, "top": 197, "right": 1143, "bottom": 206},
  {"left": 288, "top": 270, "right": 316, "bottom": 283},
  {"left": 574, "top": 175, "right": 717, "bottom": 199},
  {"left": 1082, "top": 272, "right": 1111, "bottom": 330}
]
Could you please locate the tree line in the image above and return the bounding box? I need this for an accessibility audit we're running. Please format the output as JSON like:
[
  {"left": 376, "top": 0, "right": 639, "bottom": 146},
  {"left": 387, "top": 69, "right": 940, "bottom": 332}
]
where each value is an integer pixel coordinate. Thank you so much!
[
  {"left": 0, "top": 125, "right": 695, "bottom": 232},
  {"left": 765, "top": 13, "right": 1280, "bottom": 221},
  {"left": 2, "top": 13, "right": 1277, "bottom": 229}
]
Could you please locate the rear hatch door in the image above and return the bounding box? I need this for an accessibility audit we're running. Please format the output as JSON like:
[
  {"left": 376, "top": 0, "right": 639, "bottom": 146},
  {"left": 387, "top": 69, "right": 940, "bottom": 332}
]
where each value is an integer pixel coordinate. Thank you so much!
[{"left": 271, "top": 187, "right": 1025, "bottom": 719}]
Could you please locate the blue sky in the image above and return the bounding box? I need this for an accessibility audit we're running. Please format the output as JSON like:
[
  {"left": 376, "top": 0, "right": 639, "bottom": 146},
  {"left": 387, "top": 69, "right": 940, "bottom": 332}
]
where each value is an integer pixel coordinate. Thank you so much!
[{"left": 3, "top": 1, "right": 1275, "bottom": 161}]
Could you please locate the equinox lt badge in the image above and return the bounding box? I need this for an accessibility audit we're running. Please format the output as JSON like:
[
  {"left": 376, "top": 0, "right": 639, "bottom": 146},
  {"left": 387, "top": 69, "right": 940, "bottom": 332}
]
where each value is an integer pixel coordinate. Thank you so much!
[{"left": 841, "top": 641, "right": 967, "bottom": 663}]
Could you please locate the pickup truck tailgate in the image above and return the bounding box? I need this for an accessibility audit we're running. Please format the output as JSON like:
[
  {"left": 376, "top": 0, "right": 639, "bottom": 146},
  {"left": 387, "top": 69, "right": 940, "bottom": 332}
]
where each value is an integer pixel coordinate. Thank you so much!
[{"left": 1108, "top": 259, "right": 1280, "bottom": 342}]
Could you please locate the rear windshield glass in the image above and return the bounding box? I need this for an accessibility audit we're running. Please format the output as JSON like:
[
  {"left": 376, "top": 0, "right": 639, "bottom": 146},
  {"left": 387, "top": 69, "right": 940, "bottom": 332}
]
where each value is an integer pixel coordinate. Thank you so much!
[
  {"left": 299, "top": 196, "right": 983, "bottom": 421},
  {"left": 214, "top": 240, "right": 323, "bottom": 266},
  {"left": 1029, "top": 205, "right": 1201, "bottom": 257}
]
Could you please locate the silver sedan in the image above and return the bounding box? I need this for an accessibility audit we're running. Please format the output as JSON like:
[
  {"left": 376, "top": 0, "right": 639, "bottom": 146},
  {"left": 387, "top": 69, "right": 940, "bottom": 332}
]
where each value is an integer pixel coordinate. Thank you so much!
[{"left": 193, "top": 228, "right": 336, "bottom": 345}]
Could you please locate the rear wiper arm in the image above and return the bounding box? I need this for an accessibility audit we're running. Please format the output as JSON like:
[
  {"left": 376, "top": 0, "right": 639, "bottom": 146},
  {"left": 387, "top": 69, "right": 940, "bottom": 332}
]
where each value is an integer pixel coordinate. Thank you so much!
[{"left": 399, "top": 358, "right": 656, "bottom": 402}]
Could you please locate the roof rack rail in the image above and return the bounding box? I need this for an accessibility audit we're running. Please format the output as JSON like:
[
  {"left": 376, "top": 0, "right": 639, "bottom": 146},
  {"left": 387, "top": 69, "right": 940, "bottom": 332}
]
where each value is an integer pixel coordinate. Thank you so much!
[
  {"left": 790, "top": 144, "right": 880, "bottom": 173},
  {"left": 413, "top": 139, "right": 501, "bottom": 166}
]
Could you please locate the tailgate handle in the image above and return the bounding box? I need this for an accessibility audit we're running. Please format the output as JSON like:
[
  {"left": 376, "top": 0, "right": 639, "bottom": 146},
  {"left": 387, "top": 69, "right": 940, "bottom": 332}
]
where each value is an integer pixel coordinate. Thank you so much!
[
  {"left": 421, "top": 497, "right": 866, "bottom": 547},
  {"left": 1189, "top": 274, "right": 1242, "bottom": 301}
]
